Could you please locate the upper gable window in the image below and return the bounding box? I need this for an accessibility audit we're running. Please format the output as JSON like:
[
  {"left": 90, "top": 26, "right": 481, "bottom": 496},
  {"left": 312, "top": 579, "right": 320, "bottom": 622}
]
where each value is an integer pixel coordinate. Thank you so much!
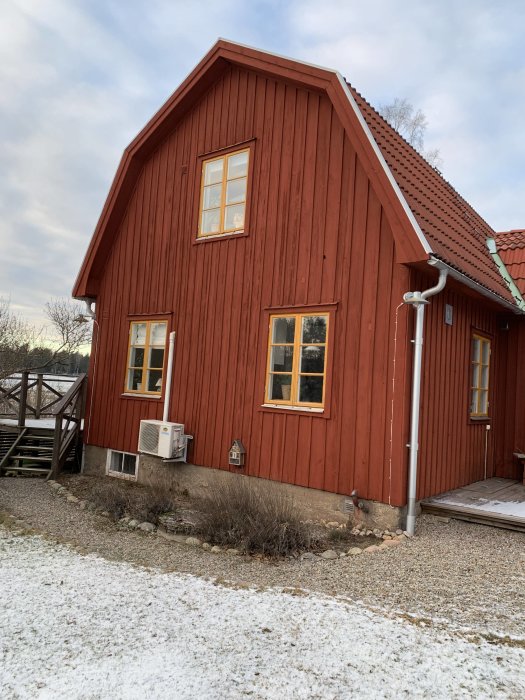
[{"left": 198, "top": 148, "right": 250, "bottom": 238}]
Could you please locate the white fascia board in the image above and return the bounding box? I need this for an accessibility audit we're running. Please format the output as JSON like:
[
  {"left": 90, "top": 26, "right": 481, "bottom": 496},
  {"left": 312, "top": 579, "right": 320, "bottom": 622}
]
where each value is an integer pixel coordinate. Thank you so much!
[{"left": 335, "top": 73, "right": 433, "bottom": 257}]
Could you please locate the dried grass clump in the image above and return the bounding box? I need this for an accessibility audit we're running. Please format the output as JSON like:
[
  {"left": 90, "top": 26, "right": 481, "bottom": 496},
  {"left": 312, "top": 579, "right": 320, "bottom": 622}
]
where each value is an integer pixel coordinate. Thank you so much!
[
  {"left": 89, "top": 475, "right": 178, "bottom": 524},
  {"left": 197, "top": 477, "right": 315, "bottom": 557},
  {"left": 90, "top": 480, "right": 129, "bottom": 520}
]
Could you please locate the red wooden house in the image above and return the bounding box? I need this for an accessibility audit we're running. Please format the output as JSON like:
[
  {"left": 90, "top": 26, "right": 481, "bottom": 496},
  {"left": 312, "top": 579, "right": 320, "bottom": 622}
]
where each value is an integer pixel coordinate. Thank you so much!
[{"left": 74, "top": 40, "right": 525, "bottom": 530}]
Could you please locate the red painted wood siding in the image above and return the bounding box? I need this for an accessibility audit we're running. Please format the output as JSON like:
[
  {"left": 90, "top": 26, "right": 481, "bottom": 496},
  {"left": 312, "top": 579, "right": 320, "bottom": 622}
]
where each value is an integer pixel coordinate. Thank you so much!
[
  {"left": 413, "top": 270, "right": 520, "bottom": 499},
  {"left": 85, "top": 64, "right": 413, "bottom": 505}
]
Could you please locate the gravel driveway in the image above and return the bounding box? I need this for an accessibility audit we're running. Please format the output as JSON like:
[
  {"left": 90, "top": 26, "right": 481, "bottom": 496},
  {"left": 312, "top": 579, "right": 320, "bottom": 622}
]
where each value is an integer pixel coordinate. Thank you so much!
[{"left": 1, "top": 477, "right": 524, "bottom": 640}]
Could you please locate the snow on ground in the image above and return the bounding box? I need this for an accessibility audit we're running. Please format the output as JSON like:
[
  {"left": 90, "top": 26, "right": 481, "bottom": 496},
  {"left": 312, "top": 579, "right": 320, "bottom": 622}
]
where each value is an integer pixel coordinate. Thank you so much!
[{"left": 0, "top": 529, "right": 524, "bottom": 700}]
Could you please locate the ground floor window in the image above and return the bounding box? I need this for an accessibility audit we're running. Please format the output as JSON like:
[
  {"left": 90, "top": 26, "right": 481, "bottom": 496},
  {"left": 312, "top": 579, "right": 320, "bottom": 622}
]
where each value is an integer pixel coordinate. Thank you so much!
[
  {"left": 265, "top": 313, "right": 329, "bottom": 408},
  {"left": 470, "top": 333, "right": 490, "bottom": 417},
  {"left": 106, "top": 450, "right": 138, "bottom": 479}
]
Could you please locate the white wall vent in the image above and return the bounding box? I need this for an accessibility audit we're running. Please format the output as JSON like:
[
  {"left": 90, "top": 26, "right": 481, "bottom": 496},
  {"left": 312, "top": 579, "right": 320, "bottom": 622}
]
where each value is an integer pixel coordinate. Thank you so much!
[{"left": 138, "top": 420, "right": 187, "bottom": 459}]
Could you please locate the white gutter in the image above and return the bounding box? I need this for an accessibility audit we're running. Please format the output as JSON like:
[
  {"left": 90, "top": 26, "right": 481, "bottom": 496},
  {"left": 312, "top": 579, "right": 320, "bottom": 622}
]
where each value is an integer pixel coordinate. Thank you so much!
[
  {"left": 429, "top": 257, "right": 523, "bottom": 314},
  {"left": 403, "top": 261, "right": 448, "bottom": 536},
  {"left": 162, "top": 332, "right": 176, "bottom": 423}
]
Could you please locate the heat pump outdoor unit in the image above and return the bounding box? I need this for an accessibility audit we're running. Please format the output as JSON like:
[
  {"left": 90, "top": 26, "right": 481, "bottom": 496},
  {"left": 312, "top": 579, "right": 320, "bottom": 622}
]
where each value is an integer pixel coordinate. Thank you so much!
[{"left": 138, "top": 420, "right": 185, "bottom": 459}]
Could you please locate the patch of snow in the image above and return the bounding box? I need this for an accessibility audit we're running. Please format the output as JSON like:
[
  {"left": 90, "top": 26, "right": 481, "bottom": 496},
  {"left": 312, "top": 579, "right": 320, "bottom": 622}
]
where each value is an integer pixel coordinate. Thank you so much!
[
  {"left": 0, "top": 418, "right": 82, "bottom": 430},
  {"left": 0, "top": 529, "right": 523, "bottom": 699}
]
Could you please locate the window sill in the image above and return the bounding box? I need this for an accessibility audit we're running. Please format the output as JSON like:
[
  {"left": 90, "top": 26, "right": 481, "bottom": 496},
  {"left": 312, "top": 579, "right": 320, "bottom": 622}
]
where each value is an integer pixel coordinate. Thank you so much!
[
  {"left": 469, "top": 416, "right": 491, "bottom": 424},
  {"left": 193, "top": 231, "right": 249, "bottom": 245},
  {"left": 259, "top": 403, "right": 329, "bottom": 419},
  {"left": 121, "top": 393, "right": 162, "bottom": 400}
]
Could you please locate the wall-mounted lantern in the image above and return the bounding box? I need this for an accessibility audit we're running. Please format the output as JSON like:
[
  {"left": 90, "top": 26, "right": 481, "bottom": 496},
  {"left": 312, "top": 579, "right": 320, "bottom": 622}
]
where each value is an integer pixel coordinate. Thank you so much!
[{"left": 229, "top": 440, "right": 246, "bottom": 467}]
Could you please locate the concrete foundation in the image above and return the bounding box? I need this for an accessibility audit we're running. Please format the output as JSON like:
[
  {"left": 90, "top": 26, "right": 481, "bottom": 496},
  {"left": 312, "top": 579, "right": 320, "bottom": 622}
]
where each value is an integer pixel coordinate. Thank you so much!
[{"left": 82, "top": 445, "right": 405, "bottom": 530}]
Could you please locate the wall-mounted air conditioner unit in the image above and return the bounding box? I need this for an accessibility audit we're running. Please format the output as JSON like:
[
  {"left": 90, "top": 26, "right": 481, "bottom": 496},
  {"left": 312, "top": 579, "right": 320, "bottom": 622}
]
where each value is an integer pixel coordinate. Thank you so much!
[{"left": 138, "top": 420, "right": 186, "bottom": 459}]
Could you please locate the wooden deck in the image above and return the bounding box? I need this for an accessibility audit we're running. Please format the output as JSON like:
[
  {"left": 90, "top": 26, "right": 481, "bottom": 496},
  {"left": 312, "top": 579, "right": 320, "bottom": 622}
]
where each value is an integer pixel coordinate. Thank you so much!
[
  {"left": 0, "top": 372, "right": 86, "bottom": 478},
  {"left": 421, "top": 478, "right": 525, "bottom": 532}
]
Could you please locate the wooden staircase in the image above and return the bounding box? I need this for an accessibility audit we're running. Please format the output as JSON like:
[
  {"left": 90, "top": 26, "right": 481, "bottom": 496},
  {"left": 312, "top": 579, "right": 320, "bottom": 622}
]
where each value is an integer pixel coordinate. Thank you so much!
[{"left": 0, "top": 372, "right": 86, "bottom": 480}]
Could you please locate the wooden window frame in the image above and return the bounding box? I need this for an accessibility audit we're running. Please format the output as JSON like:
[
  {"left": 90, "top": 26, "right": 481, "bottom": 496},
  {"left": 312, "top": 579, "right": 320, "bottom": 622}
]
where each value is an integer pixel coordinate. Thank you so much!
[
  {"left": 264, "top": 312, "right": 330, "bottom": 411},
  {"left": 124, "top": 320, "right": 168, "bottom": 397},
  {"left": 194, "top": 141, "right": 255, "bottom": 242},
  {"left": 470, "top": 333, "right": 491, "bottom": 419}
]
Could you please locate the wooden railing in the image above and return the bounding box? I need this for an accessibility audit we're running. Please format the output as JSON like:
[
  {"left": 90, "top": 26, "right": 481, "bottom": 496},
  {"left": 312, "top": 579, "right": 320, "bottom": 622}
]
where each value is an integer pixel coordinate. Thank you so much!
[
  {"left": 0, "top": 372, "right": 79, "bottom": 425},
  {"left": 50, "top": 373, "right": 87, "bottom": 478}
]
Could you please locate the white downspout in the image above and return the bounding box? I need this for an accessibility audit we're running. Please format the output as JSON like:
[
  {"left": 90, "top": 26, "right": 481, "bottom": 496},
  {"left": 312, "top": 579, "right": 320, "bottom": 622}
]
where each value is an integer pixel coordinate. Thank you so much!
[
  {"left": 162, "top": 332, "right": 176, "bottom": 423},
  {"left": 403, "top": 265, "right": 448, "bottom": 536}
]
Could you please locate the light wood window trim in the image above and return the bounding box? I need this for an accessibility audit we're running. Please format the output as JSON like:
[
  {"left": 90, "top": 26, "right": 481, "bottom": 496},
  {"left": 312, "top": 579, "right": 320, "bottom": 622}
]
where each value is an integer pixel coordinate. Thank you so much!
[
  {"left": 197, "top": 147, "right": 250, "bottom": 238},
  {"left": 125, "top": 320, "right": 167, "bottom": 396},
  {"left": 265, "top": 313, "right": 329, "bottom": 409},
  {"left": 470, "top": 333, "right": 490, "bottom": 417}
]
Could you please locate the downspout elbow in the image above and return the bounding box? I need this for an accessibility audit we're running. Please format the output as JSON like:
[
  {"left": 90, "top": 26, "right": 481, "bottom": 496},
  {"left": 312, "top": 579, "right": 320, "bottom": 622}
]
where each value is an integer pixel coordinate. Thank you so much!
[{"left": 421, "top": 267, "right": 448, "bottom": 301}]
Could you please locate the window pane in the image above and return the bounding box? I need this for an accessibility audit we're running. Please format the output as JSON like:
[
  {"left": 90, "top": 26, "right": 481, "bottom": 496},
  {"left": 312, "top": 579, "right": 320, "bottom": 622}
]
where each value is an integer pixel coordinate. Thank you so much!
[
  {"left": 130, "top": 347, "right": 144, "bottom": 368},
  {"left": 204, "top": 158, "right": 223, "bottom": 185},
  {"left": 479, "top": 391, "right": 488, "bottom": 415},
  {"left": 481, "top": 365, "right": 489, "bottom": 391},
  {"left": 110, "top": 451, "right": 122, "bottom": 472},
  {"left": 201, "top": 208, "right": 221, "bottom": 234},
  {"left": 471, "top": 363, "right": 479, "bottom": 389},
  {"left": 481, "top": 341, "right": 490, "bottom": 364},
  {"left": 225, "top": 177, "right": 247, "bottom": 205},
  {"left": 224, "top": 204, "right": 245, "bottom": 230},
  {"left": 131, "top": 323, "right": 147, "bottom": 346},
  {"left": 299, "top": 376, "right": 324, "bottom": 404},
  {"left": 269, "top": 374, "right": 292, "bottom": 401},
  {"left": 203, "top": 183, "right": 223, "bottom": 210},
  {"left": 128, "top": 369, "right": 143, "bottom": 391},
  {"left": 122, "top": 454, "right": 136, "bottom": 476},
  {"left": 301, "top": 346, "right": 325, "bottom": 374},
  {"left": 471, "top": 337, "right": 480, "bottom": 362},
  {"left": 150, "top": 323, "right": 166, "bottom": 346},
  {"left": 302, "top": 316, "right": 327, "bottom": 343},
  {"left": 272, "top": 317, "right": 295, "bottom": 343},
  {"left": 147, "top": 370, "right": 163, "bottom": 393},
  {"left": 227, "top": 151, "right": 248, "bottom": 179},
  {"left": 149, "top": 347, "right": 165, "bottom": 369},
  {"left": 470, "top": 389, "right": 478, "bottom": 414},
  {"left": 270, "top": 346, "right": 294, "bottom": 372}
]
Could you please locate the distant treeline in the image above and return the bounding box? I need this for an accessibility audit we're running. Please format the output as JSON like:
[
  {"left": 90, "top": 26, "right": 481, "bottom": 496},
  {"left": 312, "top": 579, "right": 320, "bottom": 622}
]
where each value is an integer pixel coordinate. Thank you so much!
[{"left": 10, "top": 347, "right": 90, "bottom": 375}]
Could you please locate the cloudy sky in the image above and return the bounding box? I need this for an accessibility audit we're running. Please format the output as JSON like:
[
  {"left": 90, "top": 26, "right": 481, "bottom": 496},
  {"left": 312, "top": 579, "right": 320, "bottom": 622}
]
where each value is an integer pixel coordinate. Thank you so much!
[{"left": 1, "top": 0, "right": 524, "bottom": 327}]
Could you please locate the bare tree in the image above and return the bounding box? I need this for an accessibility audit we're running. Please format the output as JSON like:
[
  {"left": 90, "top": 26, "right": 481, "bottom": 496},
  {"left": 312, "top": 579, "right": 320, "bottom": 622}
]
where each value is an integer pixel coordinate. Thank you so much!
[
  {"left": 0, "top": 298, "right": 91, "bottom": 381},
  {"left": 44, "top": 299, "right": 92, "bottom": 357},
  {"left": 379, "top": 97, "right": 443, "bottom": 169}
]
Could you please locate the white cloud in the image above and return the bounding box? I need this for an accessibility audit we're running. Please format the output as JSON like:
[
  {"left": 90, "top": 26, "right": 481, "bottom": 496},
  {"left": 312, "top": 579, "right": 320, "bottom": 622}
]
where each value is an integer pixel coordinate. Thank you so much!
[{"left": 1, "top": 0, "right": 524, "bottom": 328}]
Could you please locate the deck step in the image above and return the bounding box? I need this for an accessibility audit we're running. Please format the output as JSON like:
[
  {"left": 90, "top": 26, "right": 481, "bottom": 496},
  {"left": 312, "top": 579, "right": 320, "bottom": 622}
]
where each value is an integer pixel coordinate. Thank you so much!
[
  {"left": 3, "top": 466, "right": 51, "bottom": 475},
  {"left": 16, "top": 445, "right": 53, "bottom": 452},
  {"left": 10, "top": 455, "right": 53, "bottom": 463},
  {"left": 421, "top": 501, "right": 525, "bottom": 533}
]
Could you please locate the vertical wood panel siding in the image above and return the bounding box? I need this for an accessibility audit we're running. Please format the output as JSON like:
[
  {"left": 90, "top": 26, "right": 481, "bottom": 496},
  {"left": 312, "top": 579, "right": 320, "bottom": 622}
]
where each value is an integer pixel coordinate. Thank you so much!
[
  {"left": 86, "top": 66, "right": 412, "bottom": 504},
  {"left": 412, "top": 270, "right": 520, "bottom": 499}
]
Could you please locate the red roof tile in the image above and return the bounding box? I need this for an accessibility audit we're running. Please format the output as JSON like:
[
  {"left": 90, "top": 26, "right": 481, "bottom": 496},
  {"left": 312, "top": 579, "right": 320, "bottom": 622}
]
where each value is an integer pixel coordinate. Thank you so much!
[
  {"left": 496, "top": 231, "right": 525, "bottom": 295},
  {"left": 349, "top": 86, "right": 514, "bottom": 304}
]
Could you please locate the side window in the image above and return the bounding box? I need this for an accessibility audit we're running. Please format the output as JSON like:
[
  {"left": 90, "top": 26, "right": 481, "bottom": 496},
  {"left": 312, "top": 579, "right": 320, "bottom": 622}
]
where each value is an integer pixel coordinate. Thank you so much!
[
  {"left": 470, "top": 334, "right": 490, "bottom": 417},
  {"left": 125, "top": 321, "right": 167, "bottom": 395},
  {"left": 107, "top": 450, "right": 137, "bottom": 479},
  {"left": 265, "top": 314, "right": 329, "bottom": 408},
  {"left": 198, "top": 148, "right": 250, "bottom": 237}
]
